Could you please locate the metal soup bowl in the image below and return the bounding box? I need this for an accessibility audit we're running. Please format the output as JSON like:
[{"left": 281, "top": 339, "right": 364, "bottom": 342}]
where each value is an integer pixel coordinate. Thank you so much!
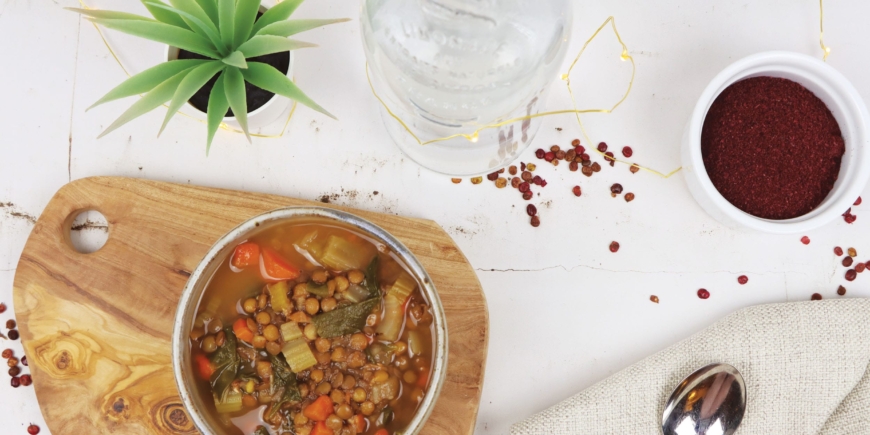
[{"left": 172, "top": 207, "right": 448, "bottom": 435}]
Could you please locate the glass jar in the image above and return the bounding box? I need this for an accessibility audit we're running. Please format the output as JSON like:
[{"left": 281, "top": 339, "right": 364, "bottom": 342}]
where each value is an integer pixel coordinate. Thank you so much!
[{"left": 361, "top": 0, "right": 573, "bottom": 176}]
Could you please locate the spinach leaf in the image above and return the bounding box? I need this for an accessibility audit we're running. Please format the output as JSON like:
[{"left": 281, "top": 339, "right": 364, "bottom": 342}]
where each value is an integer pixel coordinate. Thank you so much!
[
  {"left": 253, "top": 426, "right": 269, "bottom": 435},
  {"left": 267, "top": 353, "right": 302, "bottom": 418},
  {"left": 313, "top": 298, "right": 379, "bottom": 338},
  {"left": 364, "top": 255, "right": 380, "bottom": 299},
  {"left": 209, "top": 327, "right": 240, "bottom": 398}
]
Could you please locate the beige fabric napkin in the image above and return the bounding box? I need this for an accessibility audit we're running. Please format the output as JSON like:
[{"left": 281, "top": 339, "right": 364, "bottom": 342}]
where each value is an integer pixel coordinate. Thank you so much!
[{"left": 511, "top": 299, "right": 870, "bottom": 435}]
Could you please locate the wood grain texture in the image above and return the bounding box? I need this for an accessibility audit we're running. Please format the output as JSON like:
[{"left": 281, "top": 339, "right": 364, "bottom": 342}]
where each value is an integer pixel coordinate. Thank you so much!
[{"left": 12, "top": 176, "right": 488, "bottom": 435}]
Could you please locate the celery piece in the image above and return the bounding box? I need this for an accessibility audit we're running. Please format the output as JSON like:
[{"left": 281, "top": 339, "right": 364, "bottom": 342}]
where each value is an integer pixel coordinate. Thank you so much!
[
  {"left": 280, "top": 322, "right": 303, "bottom": 342},
  {"left": 281, "top": 338, "right": 317, "bottom": 372},
  {"left": 344, "top": 284, "right": 370, "bottom": 303},
  {"left": 320, "top": 234, "right": 369, "bottom": 271},
  {"left": 376, "top": 274, "right": 417, "bottom": 341},
  {"left": 306, "top": 282, "right": 329, "bottom": 297},
  {"left": 295, "top": 229, "right": 325, "bottom": 260},
  {"left": 313, "top": 298, "right": 379, "bottom": 338},
  {"left": 267, "top": 281, "right": 291, "bottom": 313},
  {"left": 214, "top": 389, "right": 243, "bottom": 414},
  {"left": 407, "top": 330, "right": 424, "bottom": 357}
]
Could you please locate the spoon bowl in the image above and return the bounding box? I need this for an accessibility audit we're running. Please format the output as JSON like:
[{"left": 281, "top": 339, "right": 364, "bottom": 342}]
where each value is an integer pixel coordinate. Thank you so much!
[{"left": 662, "top": 363, "right": 746, "bottom": 435}]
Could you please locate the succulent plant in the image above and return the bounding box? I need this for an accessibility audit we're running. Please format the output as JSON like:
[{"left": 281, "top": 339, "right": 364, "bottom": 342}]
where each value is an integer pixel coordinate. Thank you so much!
[{"left": 69, "top": 0, "right": 346, "bottom": 150}]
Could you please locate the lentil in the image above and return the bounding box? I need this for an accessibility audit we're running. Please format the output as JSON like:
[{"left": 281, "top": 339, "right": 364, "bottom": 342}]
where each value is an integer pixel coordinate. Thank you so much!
[
  {"left": 451, "top": 178, "right": 461, "bottom": 184},
  {"left": 811, "top": 293, "right": 823, "bottom": 301},
  {"left": 800, "top": 236, "right": 810, "bottom": 245},
  {"left": 737, "top": 275, "right": 749, "bottom": 285},
  {"left": 650, "top": 295, "right": 659, "bottom": 304},
  {"left": 702, "top": 77, "right": 844, "bottom": 219},
  {"left": 526, "top": 205, "right": 537, "bottom": 216},
  {"left": 834, "top": 246, "right": 844, "bottom": 256},
  {"left": 609, "top": 241, "right": 620, "bottom": 253},
  {"left": 243, "top": 298, "right": 257, "bottom": 313},
  {"left": 471, "top": 177, "right": 483, "bottom": 185},
  {"left": 572, "top": 186, "right": 582, "bottom": 197},
  {"left": 838, "top": 285, "right": 847, "bottom": 296},
  {"left": 697, "top": 289, "right": 710, "bottom": 299},
  {"left": 622, "top": 146, "right": 633, "bottom": 158},
  {"left": 530, "top": 216, "right": 541, "bottom": 227},
  {"left": 624, "top": 193, "right": 635, "bottom": 202}
]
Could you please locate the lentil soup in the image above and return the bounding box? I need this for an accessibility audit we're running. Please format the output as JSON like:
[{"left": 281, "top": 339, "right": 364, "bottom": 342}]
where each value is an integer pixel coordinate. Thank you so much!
[{"left": 188, "top": 218, "right": 435, "bottom": 435}]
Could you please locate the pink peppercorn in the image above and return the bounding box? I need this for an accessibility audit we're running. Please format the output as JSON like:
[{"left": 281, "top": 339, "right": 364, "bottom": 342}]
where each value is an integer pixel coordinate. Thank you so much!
[
  {"left": 535, "top": 149, "right": 545, "bottom": 159},
  {"left": 737, "top": 275, "right": 749, "bottom": 285},
  {"left": 800, "top": 236, "right": 810, "bottom": 245},
  {"left": 526, "top": 204, "right": 537, "bottom": 216},
  {"left": 697, "top": 289, "right": 710, "bottom": 299},
  {"left": 597, "top": 142, "right": 608, "bottom": 152},
  {"left": 544, "top": 152, "right": 555, "bottom": 162},
  {"left": 572, "top": 186, "right": 581, "bottom": 197},
  {"left": 622, "top": 146, "right": 633, "bottom": 158},
  {"left": 519, "top": 182, "right": 530, "bottom": 193},
  {"left": 834, "top": 246, "right": 843, "bottom": 256},
  {"left": 856, "top": 196, "right": 863, "bottom": 206}
]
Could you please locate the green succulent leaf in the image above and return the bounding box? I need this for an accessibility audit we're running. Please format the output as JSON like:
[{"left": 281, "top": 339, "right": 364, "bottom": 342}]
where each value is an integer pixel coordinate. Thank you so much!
[
  {"left": 146, "top": 2, "right": 225, "bottom": 54},
  {"left": 257, "top": 18, "right": 350, "bottom": 38},
  {"left": 218, "top": 0, "right": 235, "bottom": 50},
  {"left": 233, "top": 0, "right": 261, "bottom": 49},
  {"left": 66, "top": 8, "right": 152, "bottom": 22},
  {"left": 221, "top": 51, "right": 248, "bottom": 69},
  {"left": 89, "top": 18, "right": 221, "bottom": 59},
  {"left": 193, "top": 0, "right": 219, "bottom": 25},
  {"left": 169, "top": 0, "right": 217, "bottom": 30},
  {"left": 223, "top": 67, "right": 251, "bottom": 142},
  {"left": 237, "top": 35, "right": 316, "bottom": 58},
  {"left": 241, "top": 62, "right": 335, "bottom": 119},
  {"left": 140, "top": 0, "right": 190, "bottom": 29},
  {"left": 97, "top": 68, "right": 194, "bottom": 138},
  {"left": 206, "top": 74, "right": 230, "bottom": 154},
  {"left": 250, "top": 0, "right": 304, "bottom": 35},
  {"left": 88, "top": 59, "right": 208, "bottom": 110},
  {"left": 159, "top": 61, "right": 225, "bottom": 135}
]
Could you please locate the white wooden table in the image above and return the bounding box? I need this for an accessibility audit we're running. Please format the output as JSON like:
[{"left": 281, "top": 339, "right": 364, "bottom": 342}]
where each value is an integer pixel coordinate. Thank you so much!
[{"left": 2, "top": 1, "right": 869, "bottom": 434}]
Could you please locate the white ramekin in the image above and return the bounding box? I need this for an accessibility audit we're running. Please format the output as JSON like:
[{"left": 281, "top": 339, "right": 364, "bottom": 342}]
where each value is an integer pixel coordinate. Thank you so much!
[{"left": 682, "top": 51, "right": 870, "bottom": 234}]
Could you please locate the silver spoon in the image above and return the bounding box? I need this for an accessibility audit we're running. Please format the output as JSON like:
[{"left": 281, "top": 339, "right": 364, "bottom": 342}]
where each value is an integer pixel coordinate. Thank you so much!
[{"left": 662, "top": 363, "right": 746, "bottom": 435}]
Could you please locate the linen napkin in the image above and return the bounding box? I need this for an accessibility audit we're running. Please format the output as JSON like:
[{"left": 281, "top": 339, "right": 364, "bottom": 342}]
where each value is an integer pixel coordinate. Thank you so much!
[{"left": 510, "top": 299, "right": 870, "bottom": 435}]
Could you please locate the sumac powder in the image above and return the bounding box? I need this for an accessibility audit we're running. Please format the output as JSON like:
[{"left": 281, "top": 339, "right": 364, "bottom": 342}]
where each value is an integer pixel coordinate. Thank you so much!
[{"left": 702, "top": 77, "right": 845, "bottom": 219}]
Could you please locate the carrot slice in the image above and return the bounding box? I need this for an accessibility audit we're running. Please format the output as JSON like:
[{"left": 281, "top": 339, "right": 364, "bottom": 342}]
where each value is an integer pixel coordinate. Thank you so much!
[
  {"left": 231, "top": 242, "right": 260, "bottom": 269},
  {"left": 416, "top": 367, "right": 429, "bottom": 388},
  {"left": 233, "top": 318, "right": 254, "bottom": 344},
  {"left": 311, "top": 421, "right": 334, "bottom": 435},
  {"left": 194, "top": 353, "right": 214, "bottom": 380},
  {"left": 351, "top": 414, "right": 367, "bottom": 433},
  {"left": 260, "top": 248, "right": 301, "bottom": 281},
  {"left": 303, "top": 395, "right": 334, "bottom": 422},
  {"left": 374, "top": 429, "right": 389, "bottom": 435}
]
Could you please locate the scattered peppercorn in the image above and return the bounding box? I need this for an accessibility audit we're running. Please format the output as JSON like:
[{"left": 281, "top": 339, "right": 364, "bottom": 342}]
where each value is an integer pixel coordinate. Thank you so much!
[
  {"left": 569, "top": 161, "right": 579, "bottom": 172},
  {"left": 508, "top": 166, "right": 517, "bottom": 176},
  {"left": 737, "top": 275, "right": 749, "bottom": 285},
  {"left": 486, "top": 172, "right": 499, "bottom": 181},
  {"left": 526, "top": 204, "right": 537, "bottom": 216},
  {"left": 838, "top": 285, "right": 847, "bottom": 296},
  {"left": 591, "top": 162, "right": 602, "bottom": 172},
  {"left": 572, "top": 186, "right": 582, "bottom": 197},
  {"left": 848, "top": 247, "right": 857, "bottom": 257},
  {"left": 532, "top": 175, "right": 542, "bottom": 186},
  {"left": 609, "top": 241, "right": 620, "bottom": 253},
  {"left": 834, "top": 246, "right": 844, "bottom": 256},
  {"left": 605, "top": 152, "right": 616, "bottom": 167},
  {"left": 8, "top": 366, "right": 20, "bottom": 377},
  {"left": 521, "top": 171, "right": 532, "bottom": 182},
  {"left": 5, "top": 320, "right": 15, "bottom": 329},
  {"left": 697, "top": 289, "right": 710, "bottom": 299},
  {"left": 521, "top": 162, "right": 526, "bottom": 171},
  {"left": 857, "top": 263, "right": 866, "bottom": 273},
  {"left": 522, "top": 191, "right": 533, "bottom": 201},
  {"left": 581, "top": 166, "right": 593, "bottom": 177},
  {"left": 527, "top": 163, "right": 536, "bottom": 171},
  {"left": 856, "top": 196, "right": 863, "bottom": 206},
  {"left": 597, "top": 142, "right": 608, "bottom": 153},
  {"left": 565, "top": 149, "right": 576, "bottom": 162},
  {"left": 630, "top": 163, "right": 640, "bottom": 174},
  {"left": 511, "top": 177, "right": 521, "bottom": 189},
  {"left": 21, "top": 356, "right": 26, "bottom": 367},
  {"left": 530, "top": 216, "right": 540, "bottom": 227},
  {"left": 555, "top": 150, "right": 566, "bottom": 161},
  {"left": 495, "top": 178, "right": 507, "bottom": 189},
  {"left": 535, "top": 149, "right": 545, "bottom": 159},
  {"left": 451, "top": 178, "right": 461, "bottom": 184},
  {"left": 0, "top": 303, "right": 5, "bottom": 313},
  {"left": 580, "top": 153, "right": 590, "bottom": 162},
  {"left": 844, "top": 213, "right": 857, "bottom": 224},
  {"left": 8, "top": 330, "right": 18, "bottom": 341},
  {"left": 650, "top": 295, "right": 659, "bottom": 304},
  {"left": 575, "top": 145, "right": 586, "bottom": 155},
  {"left": 610, "top": 183, "right": 623, "bottom": 197},
  {"left": 19, "top": 374, "right": 31, "bottom": 387},
  {"left": 28, "top": 424, "right": 40, "bottom": 435},
  {"left": 845, "top": 269, "right": 857, "bottom": 281},
  {"left": 519, "top": 182, "right": 530, "bottom": 193},
  {"left": 544, "top": 152, "right": 555, "bottom": 162},
  {"left": 7, "top": 357, "right": 18, "bottom": 368},
  {"left": 622, "top": 146, "right": 633, "bottom": 158},
  {"left": 572, "top": 139, "right": 581, "bottom": 147},
  {"left": 10, "top": 376, "right": 19, "bottom": 388},
  {"left": 624, "top": 193, "right": 635, "bottom": 202},
  {"left": 471, "top": 177, "right": 483, "bottom": 185},
  {"left": 843, "top": 257, "right": 854, "bottom": 267},
  {"left": 1, "top": 349, "right": 11, "bottom": 359},
  {"left": 811, "top": 293, "right": 823, "bottom": 301},
  {"left": 550, "top": 145, "right": 560, "bottom": 153}
]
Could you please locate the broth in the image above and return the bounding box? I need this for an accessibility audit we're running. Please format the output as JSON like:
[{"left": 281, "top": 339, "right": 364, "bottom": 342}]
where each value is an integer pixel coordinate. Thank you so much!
[{"left": 189, "top": 219, "right": 435, "bottom": 435}]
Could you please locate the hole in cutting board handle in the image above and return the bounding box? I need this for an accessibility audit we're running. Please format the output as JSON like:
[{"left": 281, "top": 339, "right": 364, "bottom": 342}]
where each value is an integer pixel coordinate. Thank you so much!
[{"left": 67, "top": 209, "right": 109, "bottom": 254}]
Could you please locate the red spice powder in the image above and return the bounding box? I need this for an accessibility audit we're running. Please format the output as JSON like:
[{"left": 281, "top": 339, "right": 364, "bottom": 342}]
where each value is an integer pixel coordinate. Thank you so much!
[{"left": 702, "top": 77, "right": 845, "bottom": 219}]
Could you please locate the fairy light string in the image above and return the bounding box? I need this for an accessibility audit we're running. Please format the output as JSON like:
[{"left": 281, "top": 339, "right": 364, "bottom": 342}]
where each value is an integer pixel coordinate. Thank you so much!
[
  {"left": 79, "top": 0, "right": 297, "bottom": 139},
  {"left": 820, "top": 0, "right": 831, "bottom": 61}
]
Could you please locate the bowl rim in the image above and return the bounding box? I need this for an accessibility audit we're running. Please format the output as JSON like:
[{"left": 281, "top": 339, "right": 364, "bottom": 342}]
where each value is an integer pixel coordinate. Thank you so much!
[
  {"left": 171, "top": 206, "right": 449, "bottom": 435},
  {"left": 684, "top": 50, "right": 870, "bottom": 233}
]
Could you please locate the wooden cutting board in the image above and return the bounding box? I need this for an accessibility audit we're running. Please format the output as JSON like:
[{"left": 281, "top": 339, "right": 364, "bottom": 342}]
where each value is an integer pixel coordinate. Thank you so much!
[{"left": 12, "top": 176, "right": 488, "bottom": 435}]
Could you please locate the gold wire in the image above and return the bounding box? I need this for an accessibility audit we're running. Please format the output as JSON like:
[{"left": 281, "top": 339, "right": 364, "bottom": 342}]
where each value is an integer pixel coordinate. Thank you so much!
[
  {"left": 367, "top": 16, "right": 684, "bottom": 178},
  {"left": 79, "top": 0, "right": 297, "bottom": 139},
  {"left": 820, "top": 0, "right": 831, "bottom": 61}
]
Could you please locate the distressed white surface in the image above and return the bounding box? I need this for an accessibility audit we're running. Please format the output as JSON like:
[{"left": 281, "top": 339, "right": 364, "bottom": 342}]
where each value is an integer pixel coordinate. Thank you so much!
[{"left": 1, "top": 1, "right": 870, "bottom": 434}]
